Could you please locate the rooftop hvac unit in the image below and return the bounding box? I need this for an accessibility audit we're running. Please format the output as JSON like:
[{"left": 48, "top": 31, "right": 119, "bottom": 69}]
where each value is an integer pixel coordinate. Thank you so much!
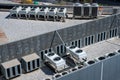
[
  {"left": 1, "top": 59, "right": 22, "bottom": 79},
  {"left": 91, "top": 3, "right": 99, "bottom": 18},
  {"left": 28, "top": 7, "right": 40, "bottom": 19},
  {"left": 18, "top": 6, "right": 31, "bottom": 18},
  {"left": 21, "top": 53, "right": 40, "bottom": 73},
  {"left": 83, "top": 3, "right": 91, "bottom": 18},
  {"left": 37, "top": 7, "right": 49, "bottom": 20},
  {"left": 10, "top": 6, "right": 22, "bottom": 18},
  {"left": 47, "top": 7, "right": 58, "bottom": 21},
  {"left": 84, "top": 60, "right": 96, "bottom": 66},
  {"left": 44, "top": 52, "right": 67, "bottom": 72},
  {"left": 66, "top": 46, "right": 87, "bottom": 63},
  {"left": 56, "top": 8, "right": 67, "bottom": 22},
  {"left": 73, "top": 3, "right": 83, "bottom": 18}
]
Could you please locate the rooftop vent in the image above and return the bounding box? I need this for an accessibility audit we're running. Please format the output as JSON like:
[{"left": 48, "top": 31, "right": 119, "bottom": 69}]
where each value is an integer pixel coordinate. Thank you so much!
[
  {"left": 62, "top": 71, "right": 68, "bottom": 75},
  {"left": 53, "top": 57, "right": 61, "bottom": 61},
  {"left": 98, "top": 56, "right": 105, "bottom": 60},
  {"left": 75, "top": 50, "right": 83, "bottom": 53},
  {"left": 87, "top": 60, "right": 95, "bottom": 65},
  {"left": 47, "top": 52, "right": 55, "bottom": 57},
  {"left": 69, "top": 46, "right": 76, "bottom": 49},
  {"left": 55, "top": 74, "right": 61, "bottom": 78},
  {"left": 107, "top": 53, "right": 116, "bottom": 57}
]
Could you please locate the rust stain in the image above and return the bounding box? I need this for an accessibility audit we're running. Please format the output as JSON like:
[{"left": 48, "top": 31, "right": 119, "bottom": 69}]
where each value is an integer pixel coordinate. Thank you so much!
[{"left": 0, "top": 29, "right": 8, "bottom": 44}]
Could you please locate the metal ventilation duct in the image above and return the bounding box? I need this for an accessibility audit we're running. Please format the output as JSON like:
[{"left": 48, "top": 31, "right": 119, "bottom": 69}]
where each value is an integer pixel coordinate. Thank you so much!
[{"left": 1, "top": 59, "right": 22, "bottom": 79}]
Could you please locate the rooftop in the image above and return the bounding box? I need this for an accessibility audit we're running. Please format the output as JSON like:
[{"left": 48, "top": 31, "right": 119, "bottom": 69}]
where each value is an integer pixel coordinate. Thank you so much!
[
  {"left": 0, "top": 11, "right": 110, "bottom": 45},
  {"left": 5, "top": 37, "right": 119, "bottom": 80}
]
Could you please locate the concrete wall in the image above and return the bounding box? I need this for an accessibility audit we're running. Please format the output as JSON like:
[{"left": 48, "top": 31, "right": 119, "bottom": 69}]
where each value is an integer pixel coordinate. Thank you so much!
[{"left": 0, "top": 13, "right": 120, "bottom": 66}]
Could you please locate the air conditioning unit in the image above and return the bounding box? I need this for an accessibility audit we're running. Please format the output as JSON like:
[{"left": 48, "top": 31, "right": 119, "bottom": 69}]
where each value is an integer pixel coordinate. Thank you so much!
[
  {"left": 44, "top": 52, "right": 67, "bottom": 72},
  {"left": 37, "top": 7, "right": 49, "bottom": 20},
  {"left": 83, "top": 3, "right": 91, "bottom": 18},
  {"left": 10, "top": 6, "right": 22, "bottom": 18},
  {"left": 44, "top": 52, "right": 58, "bottom": 62},
  {"left": 73, "top": 3, "right": 83, "bottom": 18},
  {"left": 21, "top": 53, "right": 40, "bottom": 73},
  {"left": 66, "top": 46, "right": 87, "bottom": 63},
  {"left": 91, "top": 3, "right": 99, "bottom": 18},
  {"left": 1, "top": 59, "right": 22, "bottom": 79},
  {"left": 18, "top": 6, "right": 31, "bottom": 18},
  {"left": 47, "top": 7, "right": 58, "bottom": 21},
  {"left": 56, "top": 8, "right": 67, "bottom": 22},
  {"left": 28, "top": 7, "right": 40, "bottom": 19}
]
